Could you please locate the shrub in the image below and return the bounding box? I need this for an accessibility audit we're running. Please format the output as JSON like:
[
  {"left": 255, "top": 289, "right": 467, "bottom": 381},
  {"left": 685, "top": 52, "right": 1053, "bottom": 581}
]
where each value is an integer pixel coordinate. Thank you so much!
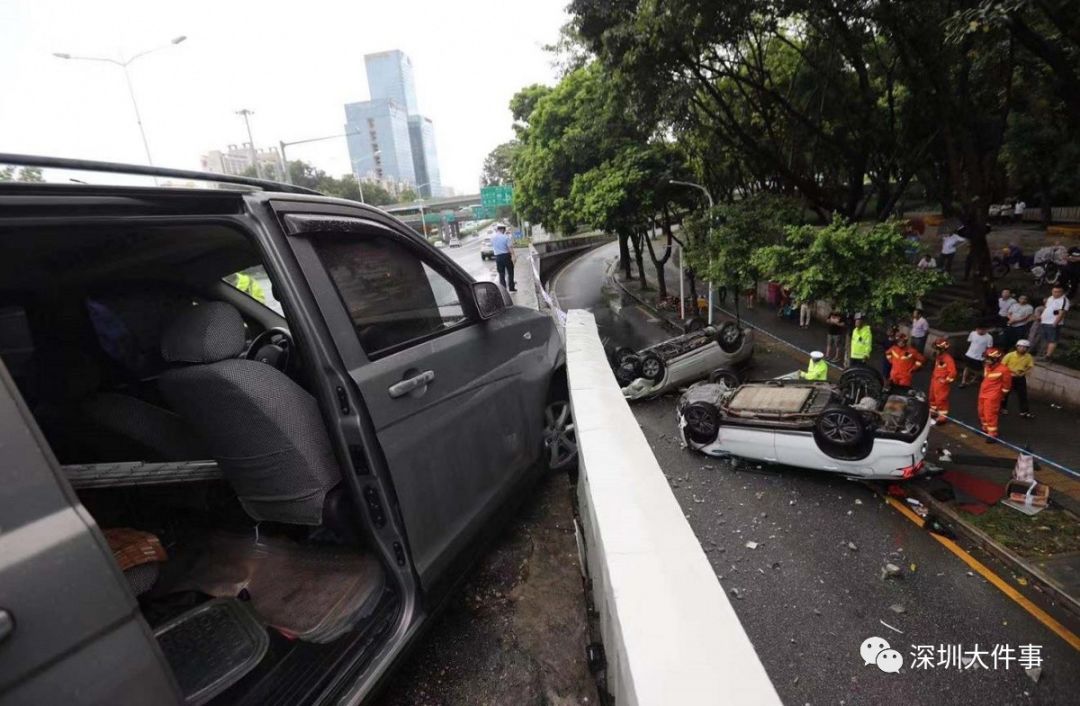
[{"left": 935, "top": 301, "right": 978, "bottom": 332}]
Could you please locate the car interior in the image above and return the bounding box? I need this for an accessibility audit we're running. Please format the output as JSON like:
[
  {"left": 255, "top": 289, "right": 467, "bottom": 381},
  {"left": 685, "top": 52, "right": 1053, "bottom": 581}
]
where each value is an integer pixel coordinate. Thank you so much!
[{"left": 0, "top": 222, "right": 397, "bottom": 705}]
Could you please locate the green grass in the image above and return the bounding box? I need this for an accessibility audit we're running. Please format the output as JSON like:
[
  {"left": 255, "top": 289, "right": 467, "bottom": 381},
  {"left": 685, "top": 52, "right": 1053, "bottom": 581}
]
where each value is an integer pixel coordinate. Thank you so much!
[{"left": 965, "top": 503, "right": 1080, "bottom": 558}]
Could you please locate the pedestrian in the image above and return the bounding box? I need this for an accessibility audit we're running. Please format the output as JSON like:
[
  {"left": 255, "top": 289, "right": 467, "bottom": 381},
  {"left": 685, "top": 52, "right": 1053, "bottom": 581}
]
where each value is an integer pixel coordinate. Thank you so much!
[
  {"left": 957, "top": 220, "right": 991, "bottom": 281},
  {"left": 959, "top": 323, "right": 994, "bottom": 387},
  {"left": 798, "top": 299, "right": 812, "bottom": 328},
  {"left": 1013, "top": 199, "right": 1026, "bottom": 224},
  {"left": 799, "top": 351, "right": 828, "bottom": 381},
  {"left": 1039, "top": 285, "right": 1070, "bottom": 360},
  {"left": 910, "top": 308, "right": 929, "bottom": 354},
  {"left": 977, "top": 348, "right": 1011, "bottom": 442},
  {"left": 996, "top": 288, "right": 1016, "bottom": 328},
  {"left": 1001, "top": 340, "right": 1035, "bottom": 419},
  {"left": 885, "top": 332, "right": 925, "bottom": 393},
  {"left": 917, "top": 252, "right": 937, "bottom": 270},
  {"left": 746, "top": 280, "right": 757, "bottom": 309},
  {"left": 491, "top": 224, "right": 516, "bottom": 292},
  {"left": 940, "top": 230, "right": 967, "bottom": 276},
  {"left": 1002, "top": 294, "right": 1033, "bottom": 350},
  {"left": 777, "top": 287, "right": 791, "bottom": 318},
  {"left": 881, "top": 324, "right": 900, "bottom": 380},
  {"left": 928, "top": 339, "right": 957, "bottom": 424},
  {"left": 850, "top": 314, "right": 872, "bottom": 365},
  {"left": 825, "top": 310, "right": 845, "bottom": 362}
]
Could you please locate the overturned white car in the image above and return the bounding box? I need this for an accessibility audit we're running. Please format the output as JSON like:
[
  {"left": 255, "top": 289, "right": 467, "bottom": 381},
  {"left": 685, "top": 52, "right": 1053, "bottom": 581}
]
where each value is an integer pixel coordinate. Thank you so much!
[
  {"left": 676, "top": 367, "right": 931, "bottom": 480},
  {"left": 610, "top": 321, "right": 753, "bottom": 400}
]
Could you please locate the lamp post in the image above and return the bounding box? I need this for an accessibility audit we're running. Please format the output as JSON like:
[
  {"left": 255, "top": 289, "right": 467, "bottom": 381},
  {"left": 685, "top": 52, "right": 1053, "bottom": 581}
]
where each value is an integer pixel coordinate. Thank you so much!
[
  {"left": 278, "top": 129, "right": 370, "bottom": 185},
  {"left": 352, "top": 151, "right": 381, "bottom": 203},
  {"left": 53, "top": 36, "right": 187, "bottom": 166},
  {"left": 670, "top": 179, "right": 716, "bottom": 325},
  {"left": 413, "top": 182, "right": 431, "bottom": 236},
  {"left": 235, "top": 109, "right": 261, "bottom": 179}
]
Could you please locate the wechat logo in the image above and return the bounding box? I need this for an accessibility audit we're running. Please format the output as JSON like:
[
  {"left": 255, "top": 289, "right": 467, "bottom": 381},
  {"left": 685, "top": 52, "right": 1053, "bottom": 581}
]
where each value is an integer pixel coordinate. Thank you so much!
[{"left": 861, "top": 636, "right": 903, "bottom": 674}]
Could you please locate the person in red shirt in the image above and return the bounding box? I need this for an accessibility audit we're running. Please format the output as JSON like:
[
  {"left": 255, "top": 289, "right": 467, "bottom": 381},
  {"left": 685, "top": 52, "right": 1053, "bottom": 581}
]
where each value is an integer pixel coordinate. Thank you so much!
[
  {"left": 885, "top": 332, "right": 926, "bottom": 393},
  {"left": 928, "top": 339, "right": 957, "bottom": 424},
  {"left": 977, "top": 347, "right": 1012, "bottom": 443}
]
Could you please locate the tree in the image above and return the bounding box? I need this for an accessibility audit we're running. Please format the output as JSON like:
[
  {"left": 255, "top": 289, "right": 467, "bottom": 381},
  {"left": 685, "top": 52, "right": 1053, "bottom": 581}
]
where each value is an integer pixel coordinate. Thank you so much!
[
  {"left": 397, "top": 188, "right": 418, "bottom": 203},
  {"left": 752, "top": 218, "right": 948, "bottom": 342},
  {"left": 684, "top": 194, "right": 802, "bottom": 306},
  {"left": 358, "top": 179, "right": 394, "bottom": 206},
  {"left": 481, "top": 141, "right": 519, "bottom": 186},
  {"left": 0, "top": 166, "right": 44, "bottom": 182}
]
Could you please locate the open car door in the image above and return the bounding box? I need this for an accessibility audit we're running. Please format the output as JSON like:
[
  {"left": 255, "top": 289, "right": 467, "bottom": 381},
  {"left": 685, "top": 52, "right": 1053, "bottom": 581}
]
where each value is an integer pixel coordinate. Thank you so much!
[{"left": 0, "top": 362, "right": 182, "bottom": 706}]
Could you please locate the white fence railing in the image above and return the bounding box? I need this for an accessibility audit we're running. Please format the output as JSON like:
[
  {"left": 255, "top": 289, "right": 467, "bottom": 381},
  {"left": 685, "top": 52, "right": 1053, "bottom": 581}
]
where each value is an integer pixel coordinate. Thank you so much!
[{"left": 565, "top": 309, "right": 781, "bottom": 705}]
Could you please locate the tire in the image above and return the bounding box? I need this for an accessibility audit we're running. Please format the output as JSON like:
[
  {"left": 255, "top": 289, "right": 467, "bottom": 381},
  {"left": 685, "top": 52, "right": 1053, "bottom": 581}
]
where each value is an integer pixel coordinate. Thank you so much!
[
  {"left": 709, "top": 367, "right": 741, "bottom": 388},
  {"left": 685, "top": 317, "right": 706, "bottom": 333},
  {"left": 615, "top": 355, "right": 641, "bottom": 386},
  {"left": 683, "top": 402, "right": 721, "bottom": 444},
  {"left": 639, "top": 352, "right": 666, "bottom": 382},
  {"left": 612, "top": 346, "right": 637, "bottom": 367},
  {"left": 715, "top": 321, "right": 744, "bottom": 353},
  {"left": 542, "top": 399, "right": 577, "bottom": 471},
  {"left": 814, "top": 406, "right": 867, "bottom": 449},
  {"left": 838, "top": 367, "right": 883, "bottom": 405}
]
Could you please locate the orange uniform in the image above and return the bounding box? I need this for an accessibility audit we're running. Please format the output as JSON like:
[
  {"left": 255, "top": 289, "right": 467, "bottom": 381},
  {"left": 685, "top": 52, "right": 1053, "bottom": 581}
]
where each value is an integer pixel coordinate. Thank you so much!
[
  {"left": 929, "top": 352, "right": 957, "bottom": 421},
  {"left": 977, "top": 362, "right": 1012, "bottom": 438},
  {"left": 885, "top": 345, "right": 926, "bottom": 387}
]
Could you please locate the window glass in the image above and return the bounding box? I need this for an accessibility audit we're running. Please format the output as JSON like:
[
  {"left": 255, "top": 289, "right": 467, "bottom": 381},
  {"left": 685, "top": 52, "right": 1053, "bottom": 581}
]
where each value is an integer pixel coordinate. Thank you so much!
[
  {"left": 314, "top": 235, "right": 467, "bottom": 355},
  {"left": 224, "top": 265, "right": 284, "bottom": 316}
]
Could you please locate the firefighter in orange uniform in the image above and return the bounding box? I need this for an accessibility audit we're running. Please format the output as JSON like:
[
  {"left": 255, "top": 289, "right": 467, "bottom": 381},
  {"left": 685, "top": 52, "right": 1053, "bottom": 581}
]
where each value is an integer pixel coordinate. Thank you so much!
[
  {"left": 928, "top": 339, "right": 956, "bottom": 423},
  {"left": 885, "top": 332, "right": 925, "bottom": 393},
  {"left": 977, "top": 347, "right": 1012, "bottom": 443}
]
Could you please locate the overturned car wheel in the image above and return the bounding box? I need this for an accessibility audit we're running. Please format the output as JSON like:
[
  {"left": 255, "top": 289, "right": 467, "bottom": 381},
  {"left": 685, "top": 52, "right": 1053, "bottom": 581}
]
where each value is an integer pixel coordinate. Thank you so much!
[
  {"left": 615, "top": 355, "right": 641, "bottom": 387},
  {"left": 715, "top": 322, "right": 744, "bottom": 353},
  {"left": 813, "top": 406, "right": 872, "bottom": 460},
  {"left": 708, "top": 367, "right": 741, "bottom": 388},
  {"left": 683, "top": 402, "right": 721, "bottom": 444},
  {"left": 639, "top": 352, "right": 666, "bottom": 382},
  {"left": 838, "top": 367, "right": 883, "bottom": 405}
]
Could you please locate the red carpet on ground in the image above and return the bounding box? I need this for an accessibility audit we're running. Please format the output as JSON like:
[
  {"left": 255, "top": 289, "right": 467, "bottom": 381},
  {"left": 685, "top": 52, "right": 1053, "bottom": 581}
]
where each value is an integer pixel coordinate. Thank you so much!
[{"left": 943, "top": 470, "right": 1007, "bottom": 506}]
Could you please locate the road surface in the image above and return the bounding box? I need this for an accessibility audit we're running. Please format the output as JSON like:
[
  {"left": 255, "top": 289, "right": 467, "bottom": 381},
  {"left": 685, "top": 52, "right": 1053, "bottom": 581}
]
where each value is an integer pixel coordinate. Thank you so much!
[{"left": 553, "top": 241, "right": 1080, "bottom": 705}]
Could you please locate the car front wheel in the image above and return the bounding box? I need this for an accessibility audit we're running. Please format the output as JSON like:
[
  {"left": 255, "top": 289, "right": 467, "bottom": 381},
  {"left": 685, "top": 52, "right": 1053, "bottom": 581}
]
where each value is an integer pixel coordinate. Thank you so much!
[
  {"left": 683, "top": 402, "right": 721, "bottom": 444},
  {"left": 543, "top": 400, "right": 577, "bottom": 471}
]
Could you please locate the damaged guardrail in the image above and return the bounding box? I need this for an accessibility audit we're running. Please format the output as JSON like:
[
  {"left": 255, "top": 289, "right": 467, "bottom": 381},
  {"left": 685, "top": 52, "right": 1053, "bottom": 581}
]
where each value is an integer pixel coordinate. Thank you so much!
[{"left": 565, "top": 309, "right": 780, "bottom": 705}]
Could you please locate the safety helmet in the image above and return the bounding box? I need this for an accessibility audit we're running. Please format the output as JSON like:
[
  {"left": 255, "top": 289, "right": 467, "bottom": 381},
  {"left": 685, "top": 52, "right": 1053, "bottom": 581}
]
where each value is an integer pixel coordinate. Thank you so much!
[
  {"left": 985, "top": 347, "right": 1004, "bottom": 361},
  {"left": 895, "top": 332, "right": 908, "bottom": 343},
  {"left": 810, "top": 351, "right": 824, "bottom": 360},
  {"left": 933, "top": 339, "right": 950, "bottom": 351},
  {"left": 1016, "top": 339, "right": 1031, "bottom": 348}
]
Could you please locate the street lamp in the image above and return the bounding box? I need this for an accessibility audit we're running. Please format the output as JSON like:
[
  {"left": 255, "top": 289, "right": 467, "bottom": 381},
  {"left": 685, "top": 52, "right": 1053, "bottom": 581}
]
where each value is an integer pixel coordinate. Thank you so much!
[
  {"left": 53, "top": 36, "right": 187, "bottom": 166},
  {"left": 670, "top": 179, "right": 716, "bottom": 325},
  {"left": 235, "top": 109, "right": 261, "bottom": 179},
  {"left": 413, "top": 182, "right": 432, "bottom": 236},
  {"left": 352, "top": 151, "right": 381, "bottom": 203}
]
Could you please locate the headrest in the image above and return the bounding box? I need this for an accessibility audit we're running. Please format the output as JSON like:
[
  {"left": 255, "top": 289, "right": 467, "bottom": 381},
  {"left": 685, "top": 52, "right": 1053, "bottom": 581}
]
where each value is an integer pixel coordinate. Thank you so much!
[{"left": 161, "top": 302, "right": 245, "bottom": 364}]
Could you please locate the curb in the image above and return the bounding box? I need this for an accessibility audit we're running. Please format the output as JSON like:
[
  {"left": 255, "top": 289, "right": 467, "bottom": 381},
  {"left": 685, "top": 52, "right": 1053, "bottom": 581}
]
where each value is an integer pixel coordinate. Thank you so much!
[
  {"left": 608, "top": 270, "right": 688, "bottom": 335},
  {"left": 870, "top": 481, "right": 1080, "bottom": 623}
]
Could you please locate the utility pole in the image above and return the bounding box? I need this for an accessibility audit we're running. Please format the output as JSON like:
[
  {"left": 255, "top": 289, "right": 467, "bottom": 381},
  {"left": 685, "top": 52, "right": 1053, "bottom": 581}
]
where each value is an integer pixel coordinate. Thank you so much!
[
  {"left": 671, "top": 179, "right": 716, "bottom": 325},
  {"left": 236, "top": 109, "right": 262, "bottom": 179}
]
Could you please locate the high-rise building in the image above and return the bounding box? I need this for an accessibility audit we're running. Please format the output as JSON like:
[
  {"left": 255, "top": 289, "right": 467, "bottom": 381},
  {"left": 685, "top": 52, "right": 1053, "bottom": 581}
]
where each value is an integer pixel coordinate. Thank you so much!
[
  {"left": 201, "top": 144, "right": 282, "bottom": 180},
  {"left": 364, "top": 50, "right": 418, "bottom": 115},
  {"left": 344, "top": 50, "right": 443, "bottom": 197},
  {"left": 344, "top": 99, "right": 416, "bottom": 186}
]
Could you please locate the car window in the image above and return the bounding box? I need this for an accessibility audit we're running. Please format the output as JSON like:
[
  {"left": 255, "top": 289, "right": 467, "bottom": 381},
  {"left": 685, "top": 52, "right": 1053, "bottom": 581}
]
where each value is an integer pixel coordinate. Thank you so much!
[
  {"left": 224, "top": 265, "right": 284, "bottom": 316},
  {"left": 313, "top": 234, "right": 467, "bottom": 356}
]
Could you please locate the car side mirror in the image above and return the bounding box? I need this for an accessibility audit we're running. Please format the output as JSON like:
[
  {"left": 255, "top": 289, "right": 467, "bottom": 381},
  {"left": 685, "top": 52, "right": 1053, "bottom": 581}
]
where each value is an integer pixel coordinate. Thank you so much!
[{"left": 473, "top": 281, "right": 511, "bottom": 319}]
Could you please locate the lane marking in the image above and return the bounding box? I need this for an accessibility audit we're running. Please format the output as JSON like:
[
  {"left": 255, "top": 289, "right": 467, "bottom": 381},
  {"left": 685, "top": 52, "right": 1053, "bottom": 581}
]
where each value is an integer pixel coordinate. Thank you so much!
[{"left": 885, "top": 496, "right": 1080, "bottom": 651}]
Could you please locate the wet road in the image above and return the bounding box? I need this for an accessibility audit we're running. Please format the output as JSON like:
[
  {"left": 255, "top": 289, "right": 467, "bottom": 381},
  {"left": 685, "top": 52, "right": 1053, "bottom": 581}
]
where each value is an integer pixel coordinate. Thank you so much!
[{"left": 552, "top": 241, "right": 1080, "bottom": 705}]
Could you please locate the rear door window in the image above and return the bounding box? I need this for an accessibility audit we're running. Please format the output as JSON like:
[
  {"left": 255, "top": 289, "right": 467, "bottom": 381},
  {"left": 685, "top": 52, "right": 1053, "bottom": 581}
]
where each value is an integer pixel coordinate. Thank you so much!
[{"left": 224, "top": 265, "right": 284, "bottom": 316}]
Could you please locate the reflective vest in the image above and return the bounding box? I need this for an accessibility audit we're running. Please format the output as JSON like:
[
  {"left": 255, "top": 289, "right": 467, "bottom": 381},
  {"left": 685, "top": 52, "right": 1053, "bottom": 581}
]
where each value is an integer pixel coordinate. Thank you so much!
[
  {"left": 885, "top": 345, "right": 925, "bottom": 386},
  {"left": 851, "top": 325, "right": 872, "bottom": 360},
  {"left": 234, "top": 272, "right": 267, "bottom": 304},
  {"left": 802, "top": 358, "right": 828, "bottom": 381}
]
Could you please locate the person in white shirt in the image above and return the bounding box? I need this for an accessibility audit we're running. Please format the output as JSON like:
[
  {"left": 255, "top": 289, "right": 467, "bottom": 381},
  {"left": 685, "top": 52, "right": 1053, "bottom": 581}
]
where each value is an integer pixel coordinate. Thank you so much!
[
  {"left": 960, "top": 324, "right": 994, "bottom": 387},
  {"left": 1004, "top": 294, "right": 1034, "bottom": 349},
  {"left": 997, "top": 288, "right": 1016, "bottom": 326},
  {"left": 1014, "top": 200, "right": 1026, "bottom": 223},
  {"left": 917, "top": 253, "right": 937, "bottom": 270},
  {"left": 940, "top": 231, "right": 966, "bottom": 276},
  {"left": 910, "top": 308, "right": 930, "bottom": 354},
  {"left": 1039, "top": 285, "right": 1070, "bottom": 360}
]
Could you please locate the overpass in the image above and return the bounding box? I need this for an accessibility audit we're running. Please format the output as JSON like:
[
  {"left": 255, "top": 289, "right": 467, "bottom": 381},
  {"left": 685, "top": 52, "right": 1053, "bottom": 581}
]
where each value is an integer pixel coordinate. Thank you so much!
[{"left": 382, "top": 193, "right": 482, "bottom": 216}]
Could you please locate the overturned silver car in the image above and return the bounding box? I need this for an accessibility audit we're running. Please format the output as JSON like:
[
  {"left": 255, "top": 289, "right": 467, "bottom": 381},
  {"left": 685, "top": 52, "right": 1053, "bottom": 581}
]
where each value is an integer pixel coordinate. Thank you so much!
[{"left": 610, "top": 322, "right": 754, "bottom": 400}]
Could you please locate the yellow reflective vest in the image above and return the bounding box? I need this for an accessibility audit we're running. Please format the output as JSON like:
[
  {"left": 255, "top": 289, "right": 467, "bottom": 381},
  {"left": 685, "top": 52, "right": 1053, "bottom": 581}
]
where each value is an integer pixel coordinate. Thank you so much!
[
  {"left": 801, "top": 358, "right": 828, "bottom": 381},
  {"left": 851, "top": 325, "right": 873, "bottom": 360},
  {"left": 234, "top": 272, "right": 267, "bottom": 304}
]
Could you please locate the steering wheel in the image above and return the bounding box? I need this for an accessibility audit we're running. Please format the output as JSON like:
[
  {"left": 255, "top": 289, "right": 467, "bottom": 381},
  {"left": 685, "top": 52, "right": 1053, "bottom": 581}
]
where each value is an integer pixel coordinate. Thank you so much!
[{"left": 245, "top": 326, "right": 292, "bottom": 372}]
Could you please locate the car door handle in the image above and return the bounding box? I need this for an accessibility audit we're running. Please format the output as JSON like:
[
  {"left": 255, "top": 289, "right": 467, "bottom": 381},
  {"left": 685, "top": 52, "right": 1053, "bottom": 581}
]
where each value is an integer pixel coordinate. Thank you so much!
[
  {"left": 0, "top": 610, "right": 13, "bottom": 644},
  {"left": 388, "top": 370, "right": 435, "bottom": 398}
]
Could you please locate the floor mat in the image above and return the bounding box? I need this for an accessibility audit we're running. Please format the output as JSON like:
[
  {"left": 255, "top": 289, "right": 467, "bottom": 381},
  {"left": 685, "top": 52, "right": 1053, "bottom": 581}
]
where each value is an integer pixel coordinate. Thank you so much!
[
  {"left": 942, "top": 469, "right": 1007, "bottom": 506},
  {"left": 160, "top": 532, "right": 385, "bottom": 644}
]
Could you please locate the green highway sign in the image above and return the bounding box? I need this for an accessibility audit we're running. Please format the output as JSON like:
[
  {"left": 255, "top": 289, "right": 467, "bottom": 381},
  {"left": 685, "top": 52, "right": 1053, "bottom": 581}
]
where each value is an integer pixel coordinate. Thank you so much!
[
  {"left": 472, "top": 205, "right": 496, "bottom": 220},
  {"left": 480, "top": 184, "right": 513, "bottom": 207}
]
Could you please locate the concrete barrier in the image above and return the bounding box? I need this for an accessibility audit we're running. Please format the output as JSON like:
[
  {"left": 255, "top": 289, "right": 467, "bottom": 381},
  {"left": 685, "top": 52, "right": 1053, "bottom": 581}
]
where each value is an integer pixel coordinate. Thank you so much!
[
  {"left": 532, "top": 233, "right": 616, "bottom": 282},
  {"left": 565, "top": 309, "right": 780, "bottom": 705}
]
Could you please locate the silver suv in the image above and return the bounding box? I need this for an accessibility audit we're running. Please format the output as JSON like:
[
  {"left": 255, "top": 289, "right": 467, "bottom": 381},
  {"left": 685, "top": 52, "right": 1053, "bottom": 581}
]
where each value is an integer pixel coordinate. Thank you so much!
[{"left": 0, "top": 155, "right": 574, "bottom": 705}]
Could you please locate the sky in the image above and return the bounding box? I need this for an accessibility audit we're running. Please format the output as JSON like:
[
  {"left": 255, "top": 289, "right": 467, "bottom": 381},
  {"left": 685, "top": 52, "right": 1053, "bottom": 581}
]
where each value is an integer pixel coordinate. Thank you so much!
[{"left": 0, "top": 0, "right": 569, "bottom": 193}]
